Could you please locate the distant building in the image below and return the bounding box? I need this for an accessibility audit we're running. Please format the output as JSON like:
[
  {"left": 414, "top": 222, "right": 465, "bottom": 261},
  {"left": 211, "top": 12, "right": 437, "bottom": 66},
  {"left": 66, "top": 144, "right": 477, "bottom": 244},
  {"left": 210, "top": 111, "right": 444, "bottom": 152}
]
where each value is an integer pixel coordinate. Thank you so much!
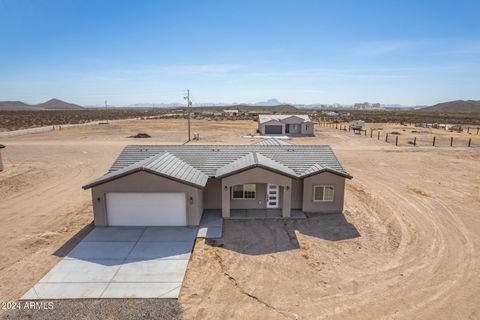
[
  {"left": 247, "top": 110, "right": 270, "bottom": 116},
  {"left": 258, "top": 115, "right": 314, "bottom": 136},
  {"left": 223, "top": 109, "right": 240, "bottom": 116},
  {"left": 353, "top": 102, "right": 382, "bottom": 110},
  {"left": 322, "top": 111, "right": 338, "bottom": 116}
]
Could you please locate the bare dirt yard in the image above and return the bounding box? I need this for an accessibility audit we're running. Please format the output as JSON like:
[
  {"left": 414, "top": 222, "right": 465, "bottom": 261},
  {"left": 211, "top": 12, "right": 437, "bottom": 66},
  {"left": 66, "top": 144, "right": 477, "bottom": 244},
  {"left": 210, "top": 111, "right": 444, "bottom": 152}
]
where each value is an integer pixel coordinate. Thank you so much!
[{"left": 1, "top": 119, "right": 479, "bottom": 319}]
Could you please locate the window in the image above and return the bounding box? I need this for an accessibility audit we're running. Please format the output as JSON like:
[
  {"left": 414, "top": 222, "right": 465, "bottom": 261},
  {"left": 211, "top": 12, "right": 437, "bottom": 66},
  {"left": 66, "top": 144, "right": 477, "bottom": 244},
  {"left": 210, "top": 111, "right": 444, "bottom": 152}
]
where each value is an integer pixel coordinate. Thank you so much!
[
  {"left": 313, "top": 185, "right": 334, "bottom": 201},
  {"left": 232, "top": 184, "right": 256, "bottom": 199}
]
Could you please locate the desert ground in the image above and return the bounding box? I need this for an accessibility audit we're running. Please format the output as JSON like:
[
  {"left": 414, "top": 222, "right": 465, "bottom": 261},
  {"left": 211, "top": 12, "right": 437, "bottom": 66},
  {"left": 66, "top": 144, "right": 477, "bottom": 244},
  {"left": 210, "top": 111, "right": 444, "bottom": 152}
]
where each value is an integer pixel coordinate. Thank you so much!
[{"left": 0, "top": 119, "right": 479, "bottom": 319}]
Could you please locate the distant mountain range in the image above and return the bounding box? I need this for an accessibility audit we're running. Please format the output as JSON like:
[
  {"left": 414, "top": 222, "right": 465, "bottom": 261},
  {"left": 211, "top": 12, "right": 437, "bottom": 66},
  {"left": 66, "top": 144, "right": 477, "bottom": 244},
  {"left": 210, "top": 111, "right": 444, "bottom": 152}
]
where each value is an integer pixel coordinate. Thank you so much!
[
  {"left": 418, "top": 100, "right": 480, "bottom": 113},
  {"left": 0, "top": 99, "right": 84, "bottom": 111},
  {"left": 125, "top": 99, "right": 288, "bottom": 108},
  {"left": 1, "top": 98, "right": 479, "bottom": 113}
]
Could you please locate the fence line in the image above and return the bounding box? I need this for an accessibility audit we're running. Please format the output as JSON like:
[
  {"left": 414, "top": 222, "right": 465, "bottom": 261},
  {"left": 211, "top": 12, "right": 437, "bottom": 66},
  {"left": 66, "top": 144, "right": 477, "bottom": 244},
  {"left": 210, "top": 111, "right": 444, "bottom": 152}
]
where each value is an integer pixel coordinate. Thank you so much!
[{"left": 318, "top": 121, "right": 479, "bottom": 148}]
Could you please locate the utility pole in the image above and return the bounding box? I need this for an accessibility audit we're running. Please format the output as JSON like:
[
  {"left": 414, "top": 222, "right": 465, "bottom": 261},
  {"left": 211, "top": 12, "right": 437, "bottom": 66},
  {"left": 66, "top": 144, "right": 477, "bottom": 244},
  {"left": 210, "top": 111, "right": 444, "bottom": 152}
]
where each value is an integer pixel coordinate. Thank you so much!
[
  {"left": 105, "top": 100, "right": 109, "bottom": 124},
  {"left": 184, "top": 89, "right": 192, "bottom": 141}
]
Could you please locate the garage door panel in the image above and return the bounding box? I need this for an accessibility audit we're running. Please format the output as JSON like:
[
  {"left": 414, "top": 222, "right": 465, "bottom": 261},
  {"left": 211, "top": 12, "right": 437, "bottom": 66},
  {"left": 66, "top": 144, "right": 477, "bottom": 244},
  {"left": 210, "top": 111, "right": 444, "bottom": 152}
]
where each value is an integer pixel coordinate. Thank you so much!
[
  {"left": 265, "top": 125, "right": 283, "bottom": 134},
  {"left": 106, "top": 193, "right": 187, "bottom": 226}
]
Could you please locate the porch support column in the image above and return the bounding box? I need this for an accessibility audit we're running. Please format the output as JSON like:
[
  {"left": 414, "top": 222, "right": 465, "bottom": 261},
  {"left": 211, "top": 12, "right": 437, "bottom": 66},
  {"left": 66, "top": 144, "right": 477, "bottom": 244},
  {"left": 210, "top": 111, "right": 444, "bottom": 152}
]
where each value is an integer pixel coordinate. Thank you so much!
[
  {"left": 282, "top": 180, "right": 292, "bottom": 218},
  {"left": 221, "top": 180, "right": 230, "bottom": 218}
]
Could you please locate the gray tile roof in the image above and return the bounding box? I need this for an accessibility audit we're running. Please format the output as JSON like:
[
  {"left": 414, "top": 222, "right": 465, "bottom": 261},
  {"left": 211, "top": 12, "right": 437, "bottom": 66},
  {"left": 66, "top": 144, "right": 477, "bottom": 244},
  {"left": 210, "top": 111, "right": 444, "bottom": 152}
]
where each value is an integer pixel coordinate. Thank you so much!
[
  {"left": 252, "top": 138, "right": 291, "bottom": 145},
  {"left": 83, "top": 144, "right": 352, "bottom": 189},
  {"left": 258, "top": 114, "right": 311, "bottom": 124},
  {"left": 83, "top": 152, "right": 209, "bottom": 189},
  {"left": 216, "top": 152, "right": 297, "bottom": 178}
]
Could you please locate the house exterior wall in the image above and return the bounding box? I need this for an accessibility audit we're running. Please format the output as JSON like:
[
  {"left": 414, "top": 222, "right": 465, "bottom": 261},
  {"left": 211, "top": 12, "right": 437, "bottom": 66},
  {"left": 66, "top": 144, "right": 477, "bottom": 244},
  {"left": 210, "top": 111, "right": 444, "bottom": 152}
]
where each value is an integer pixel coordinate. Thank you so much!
[
  {"left": 205, "top": 175, "right": 303, "bottom": 209},
  {"left": 291, "top": 178, "right": 303, "bottom": 209},
  {"left": 301, "top": 122, "right": 314, "bottom": 135},
  {"left": 203, "top": 178, "right": 222, "bottom": 208},
  {"left": 221, "top": 167, "right": 292, "bottom": 217},
  {"left": 302, "top": 172, "right": 345, "bottom": 213},
  {"left": 90, "top": 171, "right": 204, "bottom": 226},
  {"left": 286, "top": 124, "right": 301, "bottom": 134},
  {"left": 230, "top": 183, "right": 267, "bottom": 209}
]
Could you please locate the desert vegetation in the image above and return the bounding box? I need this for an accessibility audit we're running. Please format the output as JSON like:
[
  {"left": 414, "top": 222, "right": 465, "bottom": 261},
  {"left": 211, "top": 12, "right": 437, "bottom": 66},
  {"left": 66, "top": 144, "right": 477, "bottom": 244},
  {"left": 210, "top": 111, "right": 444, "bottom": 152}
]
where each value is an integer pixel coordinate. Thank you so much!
[{"left": 0, "top": 109, "right": 170, "bottom": 131}]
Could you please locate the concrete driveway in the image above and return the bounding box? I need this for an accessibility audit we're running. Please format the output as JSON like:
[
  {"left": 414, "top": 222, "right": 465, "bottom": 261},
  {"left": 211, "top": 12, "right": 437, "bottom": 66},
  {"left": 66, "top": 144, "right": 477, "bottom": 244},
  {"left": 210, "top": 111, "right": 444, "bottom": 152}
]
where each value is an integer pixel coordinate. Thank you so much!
[{"left": 21, "top": 227, "right": 197, "bottom": 299}]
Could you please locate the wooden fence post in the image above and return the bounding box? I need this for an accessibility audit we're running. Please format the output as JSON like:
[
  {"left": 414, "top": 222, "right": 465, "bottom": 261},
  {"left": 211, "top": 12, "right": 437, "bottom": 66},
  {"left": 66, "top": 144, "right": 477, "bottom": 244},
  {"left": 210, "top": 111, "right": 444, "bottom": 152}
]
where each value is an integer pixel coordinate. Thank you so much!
[
  {"left": 450, "top": 137, "right": 453, "bottom": 147},
  {"left": 364, "top": 129, "right": 367, "bottom": 136},
  {"left": 432, "top": 136, "right": 436, "bottom": 146},
  {"left": 468, "top": 138, "right": 472, "bottom": 147},
  {"left": 385, "top": 133, "right": 389, "bottom": 142},
  {"left": 377, "top": 131, "right": 380, "bottom": 140},
  {"left": 414, "top": 137, "right": 416, "bottom": 146},
  {"left": 477, "top": 127, "right": 479, "bottom": 135},
  {"left": 370, "top": 128, "right": 373, "bottom": 138},
  {"left": 395, "top": 136, "right": 398, "bottom": 146},
  {"left": 467, "top": 127, "right": 470, "bottom": 134}
]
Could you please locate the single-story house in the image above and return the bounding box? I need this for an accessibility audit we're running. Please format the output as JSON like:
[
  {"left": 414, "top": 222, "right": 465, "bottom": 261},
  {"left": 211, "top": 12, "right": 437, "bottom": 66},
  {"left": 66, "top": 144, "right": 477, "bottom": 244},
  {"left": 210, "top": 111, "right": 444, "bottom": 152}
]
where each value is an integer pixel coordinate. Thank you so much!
[
  {"left": 82, "top": 144, "right": 352, "bottom": 227},
  {"left": 258, "top": 115, "right": 314, "bottom": 135},
  {"left": 223, "top": 109, "right": 240, "bottom": 117},
  {"left": 0, "top": 144, "right": 5, "bottom": 171}
]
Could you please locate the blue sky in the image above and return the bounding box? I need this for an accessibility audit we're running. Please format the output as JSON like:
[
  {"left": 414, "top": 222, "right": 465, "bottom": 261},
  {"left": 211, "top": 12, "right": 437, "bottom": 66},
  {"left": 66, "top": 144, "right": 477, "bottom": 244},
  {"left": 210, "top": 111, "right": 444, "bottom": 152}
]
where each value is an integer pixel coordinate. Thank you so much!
[{"left": 1, "top": 0, "right": 479, "bottom": 106}]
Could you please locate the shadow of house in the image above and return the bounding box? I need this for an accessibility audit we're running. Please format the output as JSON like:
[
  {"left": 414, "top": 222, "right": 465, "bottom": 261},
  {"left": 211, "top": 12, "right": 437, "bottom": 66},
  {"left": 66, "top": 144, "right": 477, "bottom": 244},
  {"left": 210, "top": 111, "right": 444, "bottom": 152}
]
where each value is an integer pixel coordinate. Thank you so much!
[
  {"left": 53, "top": 222, "right": 95, "bottom": 257},
  {"left": 295, "top": 212, "right": 361, "bottom": 241},
  {"left": 53, "top": 226, "right": 197, "bottom": 266},
  {"left": 209, "top": 212, "right": 360, "bottom": 255},
  {"left": 207, "top": 220, "right": 300, "bottom": 255}
]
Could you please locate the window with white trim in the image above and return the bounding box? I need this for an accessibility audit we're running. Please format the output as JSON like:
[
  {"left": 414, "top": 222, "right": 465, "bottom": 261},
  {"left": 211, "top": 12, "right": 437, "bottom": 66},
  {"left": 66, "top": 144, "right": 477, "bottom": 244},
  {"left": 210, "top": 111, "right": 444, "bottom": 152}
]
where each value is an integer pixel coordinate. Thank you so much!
[
  {"left": 313, "top": 185, "right": 334, "bottom": 201},
  {"left": 232, "top": 184, "right": 256, "bottom": 199}
]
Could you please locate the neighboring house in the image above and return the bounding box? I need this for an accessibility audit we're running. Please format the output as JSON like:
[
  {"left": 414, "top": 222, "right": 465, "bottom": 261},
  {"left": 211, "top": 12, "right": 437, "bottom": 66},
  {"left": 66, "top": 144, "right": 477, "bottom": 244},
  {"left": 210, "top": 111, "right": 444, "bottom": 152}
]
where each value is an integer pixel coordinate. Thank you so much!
[
  {"left": 83, "top": 144, "right": 352, "bottom": 227},
  {"left": 223, "top": 109, "right": 240, "bottom": 117},
  {"left": 258, "top": 115, "right": 314, "bottom": 135},
  {"left": 0, "top": 144, "right": 4, "bottom": 171}
]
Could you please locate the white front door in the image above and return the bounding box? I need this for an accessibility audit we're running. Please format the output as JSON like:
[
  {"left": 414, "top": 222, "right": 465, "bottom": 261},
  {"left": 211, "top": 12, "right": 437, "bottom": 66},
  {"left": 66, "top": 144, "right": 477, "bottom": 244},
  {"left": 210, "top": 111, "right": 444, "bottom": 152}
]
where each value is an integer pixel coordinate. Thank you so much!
[
  {"left": 266, "top": 184, "right": 279, "bottom": 208},
  {"left": 106, "top": 192, "right": 187, "bottom": 226}
]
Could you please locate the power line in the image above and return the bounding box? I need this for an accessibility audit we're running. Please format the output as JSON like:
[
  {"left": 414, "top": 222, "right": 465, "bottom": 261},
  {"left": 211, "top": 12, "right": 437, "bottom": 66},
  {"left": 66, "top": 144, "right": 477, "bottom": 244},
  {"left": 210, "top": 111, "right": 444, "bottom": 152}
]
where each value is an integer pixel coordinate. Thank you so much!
[{"left": 184, "top": 89, "right": 192, "bottom": 142}]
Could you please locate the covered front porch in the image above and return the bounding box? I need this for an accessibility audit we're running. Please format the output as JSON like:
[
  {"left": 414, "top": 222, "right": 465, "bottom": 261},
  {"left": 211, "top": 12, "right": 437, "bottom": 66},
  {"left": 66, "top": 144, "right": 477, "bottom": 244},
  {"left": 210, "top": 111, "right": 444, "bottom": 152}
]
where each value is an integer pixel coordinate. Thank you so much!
[
  {"left": 220, "top": 167, "right": 295, "bottom": 219},
  {"left": 230, "top": 209, "right": 306, "bottom": 219}
]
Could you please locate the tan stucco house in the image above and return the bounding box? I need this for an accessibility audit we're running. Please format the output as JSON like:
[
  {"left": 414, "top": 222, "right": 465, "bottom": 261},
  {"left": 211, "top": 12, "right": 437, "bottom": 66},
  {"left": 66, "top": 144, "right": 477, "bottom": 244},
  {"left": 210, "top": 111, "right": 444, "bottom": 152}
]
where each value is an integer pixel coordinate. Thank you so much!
[
  {"left": 258, "top": 115, "right": 314, "bottom": 135},
  {"left": 83, "top": 142, "right": 351, "bottom": 226}
]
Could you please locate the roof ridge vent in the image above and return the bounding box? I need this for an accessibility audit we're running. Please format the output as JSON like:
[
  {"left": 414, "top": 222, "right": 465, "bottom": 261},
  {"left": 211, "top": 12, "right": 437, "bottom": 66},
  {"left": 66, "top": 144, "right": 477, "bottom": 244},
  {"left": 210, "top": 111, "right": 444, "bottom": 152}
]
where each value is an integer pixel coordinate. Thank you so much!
[
  {"left": 252, "top": 151, "right": 259, "bottom": 163},
  {"left": 211, "top": 148, "right": 220, "bottom": 152}
]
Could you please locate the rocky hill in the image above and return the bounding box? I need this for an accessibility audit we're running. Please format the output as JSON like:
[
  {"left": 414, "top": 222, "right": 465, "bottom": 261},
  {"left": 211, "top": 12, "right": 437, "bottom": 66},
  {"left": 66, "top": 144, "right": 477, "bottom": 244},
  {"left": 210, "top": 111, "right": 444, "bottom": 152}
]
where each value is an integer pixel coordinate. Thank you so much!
[
  {"left": 418, "top": 100, "right": 480, "bottom": 113},
  {"left": 0, "top": 99, "right": 84, "bottom": 111}
]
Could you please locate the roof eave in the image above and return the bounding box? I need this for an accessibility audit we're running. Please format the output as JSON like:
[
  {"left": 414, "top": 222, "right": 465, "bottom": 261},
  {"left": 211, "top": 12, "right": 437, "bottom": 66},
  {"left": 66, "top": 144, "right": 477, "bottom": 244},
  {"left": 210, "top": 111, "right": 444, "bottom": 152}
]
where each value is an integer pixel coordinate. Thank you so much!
[
  {"left": 82, "top": 167, "right": 207, "bottom": 190},
  {"left": 215, "top": 164, "right": 298, "bottom": 179},
  {"left": 301, "top": 168, "right": 353, "bottom": 180}
]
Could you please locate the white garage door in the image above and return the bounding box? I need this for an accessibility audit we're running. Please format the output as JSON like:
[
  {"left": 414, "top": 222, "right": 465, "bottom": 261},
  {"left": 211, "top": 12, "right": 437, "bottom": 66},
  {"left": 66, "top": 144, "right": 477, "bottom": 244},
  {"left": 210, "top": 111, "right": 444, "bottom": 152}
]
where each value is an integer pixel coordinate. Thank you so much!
[{"left": 106, "top": 193, "right": 187, "bottom": 226}]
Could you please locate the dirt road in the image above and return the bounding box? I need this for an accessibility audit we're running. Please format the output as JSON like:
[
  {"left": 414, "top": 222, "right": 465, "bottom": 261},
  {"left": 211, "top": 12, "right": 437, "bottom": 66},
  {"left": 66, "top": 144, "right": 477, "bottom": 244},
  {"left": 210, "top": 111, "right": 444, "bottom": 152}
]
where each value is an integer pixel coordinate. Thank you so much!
[{"left": 0, "top": 119, "right": 479, "bottom": 319}]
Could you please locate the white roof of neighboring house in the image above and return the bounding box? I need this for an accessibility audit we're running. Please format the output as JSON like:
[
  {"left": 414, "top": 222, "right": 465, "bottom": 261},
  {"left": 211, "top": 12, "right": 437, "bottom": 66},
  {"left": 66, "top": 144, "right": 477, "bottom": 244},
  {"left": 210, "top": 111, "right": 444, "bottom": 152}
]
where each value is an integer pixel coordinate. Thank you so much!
[
  {"left": 223, "top": 109, "right": 239, "bottom": 113},
  {"left": 258, "top": 114, "right": 311, "bottom": 124}
]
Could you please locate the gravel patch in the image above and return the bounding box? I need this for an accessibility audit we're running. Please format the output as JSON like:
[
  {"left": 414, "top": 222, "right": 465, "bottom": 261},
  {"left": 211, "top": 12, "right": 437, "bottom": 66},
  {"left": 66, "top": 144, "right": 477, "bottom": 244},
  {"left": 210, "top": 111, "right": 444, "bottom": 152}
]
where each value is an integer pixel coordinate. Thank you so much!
[{"left": 1, "top": 299, "right": 182, "bottom": 320}]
